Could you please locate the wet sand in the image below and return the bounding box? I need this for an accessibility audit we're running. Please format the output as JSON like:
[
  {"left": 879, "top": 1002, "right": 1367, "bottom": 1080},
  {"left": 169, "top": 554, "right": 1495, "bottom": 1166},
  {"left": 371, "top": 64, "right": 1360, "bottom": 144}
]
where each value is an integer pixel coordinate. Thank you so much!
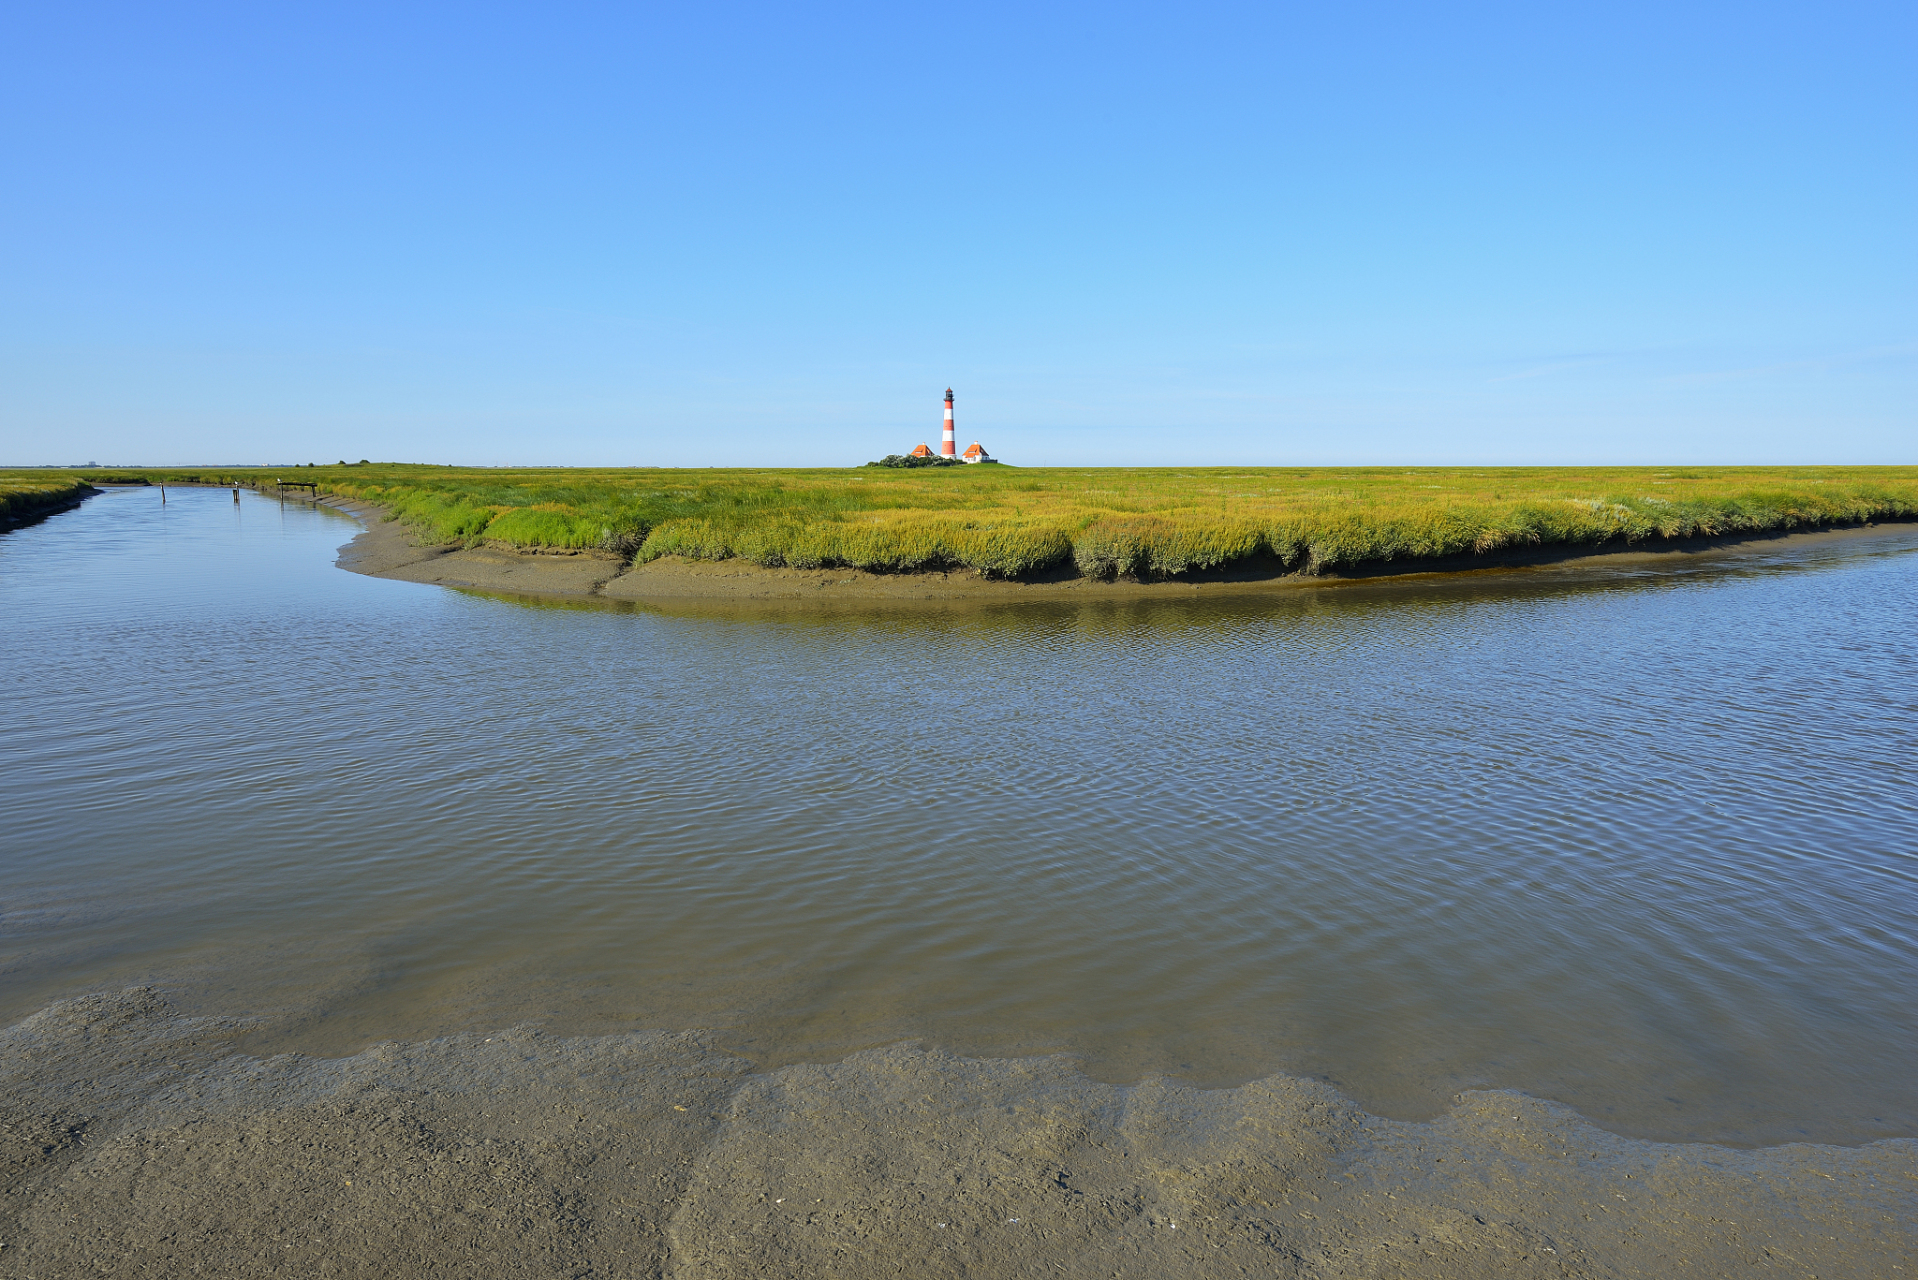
[
  {"left": 326, "top": 495, "right": 1918, "bottom": 604},
  {"left": 4, "top": 989, "right": 1910, "bottom": 1278}
]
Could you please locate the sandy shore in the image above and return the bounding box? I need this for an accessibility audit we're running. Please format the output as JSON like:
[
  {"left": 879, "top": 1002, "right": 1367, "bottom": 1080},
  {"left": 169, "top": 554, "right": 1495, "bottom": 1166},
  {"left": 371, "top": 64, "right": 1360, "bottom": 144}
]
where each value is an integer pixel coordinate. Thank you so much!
[
  {"left": 3, "top": 989, "right": 1910, "bottom": 1279},
  {"left": 326, "top": 496, "right": 1918, "bottom": 605}
]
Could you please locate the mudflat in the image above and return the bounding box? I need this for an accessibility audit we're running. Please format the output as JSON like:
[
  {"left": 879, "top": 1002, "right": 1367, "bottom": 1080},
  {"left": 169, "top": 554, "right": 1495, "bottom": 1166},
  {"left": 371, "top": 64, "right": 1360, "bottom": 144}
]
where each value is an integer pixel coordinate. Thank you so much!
[
  {"left": 4, "top": 989, "right": 1909, "bottom": 1279},
  {"left": 329, "top": 495, "right": 1918, "bottom": 604}
]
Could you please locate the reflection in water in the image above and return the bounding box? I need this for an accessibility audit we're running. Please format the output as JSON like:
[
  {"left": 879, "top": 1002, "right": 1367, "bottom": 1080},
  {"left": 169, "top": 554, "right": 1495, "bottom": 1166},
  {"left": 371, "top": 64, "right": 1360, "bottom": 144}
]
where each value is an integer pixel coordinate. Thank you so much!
[{"left": 4, "top": 487, "right": 1917, "bottom": 1146}]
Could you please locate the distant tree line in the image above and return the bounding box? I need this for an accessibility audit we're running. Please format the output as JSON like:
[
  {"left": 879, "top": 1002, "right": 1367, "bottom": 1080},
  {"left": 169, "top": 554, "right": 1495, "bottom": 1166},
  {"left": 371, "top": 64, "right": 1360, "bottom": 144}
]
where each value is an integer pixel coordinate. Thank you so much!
[{"left": 866, "top": 454, "right": 967, "bottom": 469}]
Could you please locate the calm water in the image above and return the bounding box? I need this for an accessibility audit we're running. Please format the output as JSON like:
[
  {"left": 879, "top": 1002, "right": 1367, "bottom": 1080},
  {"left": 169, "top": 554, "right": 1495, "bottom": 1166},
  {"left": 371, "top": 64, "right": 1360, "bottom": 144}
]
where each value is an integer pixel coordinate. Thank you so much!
[{"left": 5, "top": 488, "right": 1916, "bottom": 1146}]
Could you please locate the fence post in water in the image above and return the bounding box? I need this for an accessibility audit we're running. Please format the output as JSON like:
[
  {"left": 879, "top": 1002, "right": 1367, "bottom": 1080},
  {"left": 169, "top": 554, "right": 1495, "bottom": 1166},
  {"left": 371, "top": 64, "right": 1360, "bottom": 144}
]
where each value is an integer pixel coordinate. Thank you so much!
[
  {"left": 160, "top": 484, "right": 166, "bottom": 504},
  {"left": 233, "top": 486, "right": 240, "bottom": 504}
]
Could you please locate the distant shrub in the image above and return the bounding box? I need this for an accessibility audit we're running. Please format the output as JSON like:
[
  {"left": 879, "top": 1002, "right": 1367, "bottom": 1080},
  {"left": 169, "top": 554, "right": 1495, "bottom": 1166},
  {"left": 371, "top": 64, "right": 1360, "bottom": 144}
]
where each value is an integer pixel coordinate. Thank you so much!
[{"left": 866, "top": 455, "right": 966, "bottom": 469}]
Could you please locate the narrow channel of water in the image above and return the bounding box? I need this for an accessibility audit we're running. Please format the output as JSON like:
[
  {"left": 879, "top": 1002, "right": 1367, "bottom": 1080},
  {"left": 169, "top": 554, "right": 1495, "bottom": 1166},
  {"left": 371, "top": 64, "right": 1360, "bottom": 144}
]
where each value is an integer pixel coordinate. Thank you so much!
[{"left": 5, "top": 487, "right": 1915, "bottom": 1145}]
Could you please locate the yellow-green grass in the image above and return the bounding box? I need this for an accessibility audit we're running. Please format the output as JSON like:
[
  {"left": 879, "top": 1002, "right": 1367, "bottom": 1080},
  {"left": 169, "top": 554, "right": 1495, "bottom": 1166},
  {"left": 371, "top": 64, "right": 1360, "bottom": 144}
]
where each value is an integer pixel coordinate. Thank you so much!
[
  {"left": 11, "top": 465, "right": 1918, "bottom": 578},
  {"left": 0, "top": 476, "right": 96, "bottom": 525}
]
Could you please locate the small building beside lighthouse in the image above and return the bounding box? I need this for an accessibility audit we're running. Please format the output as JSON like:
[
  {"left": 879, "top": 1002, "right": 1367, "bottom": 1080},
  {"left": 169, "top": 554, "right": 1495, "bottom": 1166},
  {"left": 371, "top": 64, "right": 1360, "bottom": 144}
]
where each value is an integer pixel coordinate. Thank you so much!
[{"left": 943, "top": 390, "right": 995, "bottom": 462}]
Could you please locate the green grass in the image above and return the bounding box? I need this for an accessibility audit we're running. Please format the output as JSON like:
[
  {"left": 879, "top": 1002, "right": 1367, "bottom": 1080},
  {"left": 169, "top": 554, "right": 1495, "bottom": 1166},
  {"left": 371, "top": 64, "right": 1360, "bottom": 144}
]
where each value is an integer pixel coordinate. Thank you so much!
[
  {"left": 0, "top": 476, "right": 96, "bottom": 524},
  {"left": 9, "top": 464, "right": 1918, "bottom": 578}
]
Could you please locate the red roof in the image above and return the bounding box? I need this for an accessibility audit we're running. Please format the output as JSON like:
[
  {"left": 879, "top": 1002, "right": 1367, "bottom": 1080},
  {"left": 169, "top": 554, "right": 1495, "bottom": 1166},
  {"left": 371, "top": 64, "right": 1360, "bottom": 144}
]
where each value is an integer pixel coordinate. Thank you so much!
[
  {"left": 962, "top": 441, "right": 988, "bottom": 458},
  {"left": 908, "top": 443, "right": 934, "bottom": 457}
]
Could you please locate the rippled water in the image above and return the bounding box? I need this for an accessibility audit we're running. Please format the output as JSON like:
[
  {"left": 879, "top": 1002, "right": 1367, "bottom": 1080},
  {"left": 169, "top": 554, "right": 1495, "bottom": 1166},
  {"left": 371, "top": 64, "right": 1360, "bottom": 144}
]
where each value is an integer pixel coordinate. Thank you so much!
[{"left": 5, "top": 487, "right": 1916, "bottom": 1145}]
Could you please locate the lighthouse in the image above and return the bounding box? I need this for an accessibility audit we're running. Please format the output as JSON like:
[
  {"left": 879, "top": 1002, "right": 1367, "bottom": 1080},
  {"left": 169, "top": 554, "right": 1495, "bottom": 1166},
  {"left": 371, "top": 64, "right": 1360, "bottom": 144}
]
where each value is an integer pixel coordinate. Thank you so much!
[{"left": 940, "top": 388, "right": 957, "bottom": 459}]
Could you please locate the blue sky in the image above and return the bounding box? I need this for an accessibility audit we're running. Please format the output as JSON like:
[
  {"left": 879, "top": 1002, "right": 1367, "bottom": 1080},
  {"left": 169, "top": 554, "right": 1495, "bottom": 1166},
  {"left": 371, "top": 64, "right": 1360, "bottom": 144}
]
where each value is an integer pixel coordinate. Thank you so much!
[{"left": 2, "top": 1, "right": 1911, "bottom": 466}]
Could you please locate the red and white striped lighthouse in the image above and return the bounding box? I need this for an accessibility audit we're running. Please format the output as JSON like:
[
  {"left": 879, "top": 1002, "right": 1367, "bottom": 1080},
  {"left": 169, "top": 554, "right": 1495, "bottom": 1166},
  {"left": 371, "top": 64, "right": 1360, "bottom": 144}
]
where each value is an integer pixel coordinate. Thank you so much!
[{"left": 940, "top": 388, "right": 957, "bottom": 458}]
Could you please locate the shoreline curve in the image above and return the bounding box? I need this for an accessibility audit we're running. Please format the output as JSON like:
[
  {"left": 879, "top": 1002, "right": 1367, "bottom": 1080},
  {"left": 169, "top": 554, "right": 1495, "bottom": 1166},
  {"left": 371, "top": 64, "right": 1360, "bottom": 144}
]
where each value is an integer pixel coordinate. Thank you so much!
[{"left": 324, "top": 494, "right": 1918, "bottom": 604}]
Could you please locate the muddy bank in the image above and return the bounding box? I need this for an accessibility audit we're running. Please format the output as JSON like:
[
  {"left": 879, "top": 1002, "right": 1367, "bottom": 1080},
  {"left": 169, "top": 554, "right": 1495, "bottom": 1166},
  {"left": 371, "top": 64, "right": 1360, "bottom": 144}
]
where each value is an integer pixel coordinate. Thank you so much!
[
  {"left": 2, "top": 990, "right": 1909, "bottom": 1279},
  {"left": 0, "top": 483, "right": 98, "bottom": 534},
  {"left": 325, "top": 497, "right": 1918, "bottom": 604},
  {"left": 326, "top": 497, "right": 628, "bottom": 597}
]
